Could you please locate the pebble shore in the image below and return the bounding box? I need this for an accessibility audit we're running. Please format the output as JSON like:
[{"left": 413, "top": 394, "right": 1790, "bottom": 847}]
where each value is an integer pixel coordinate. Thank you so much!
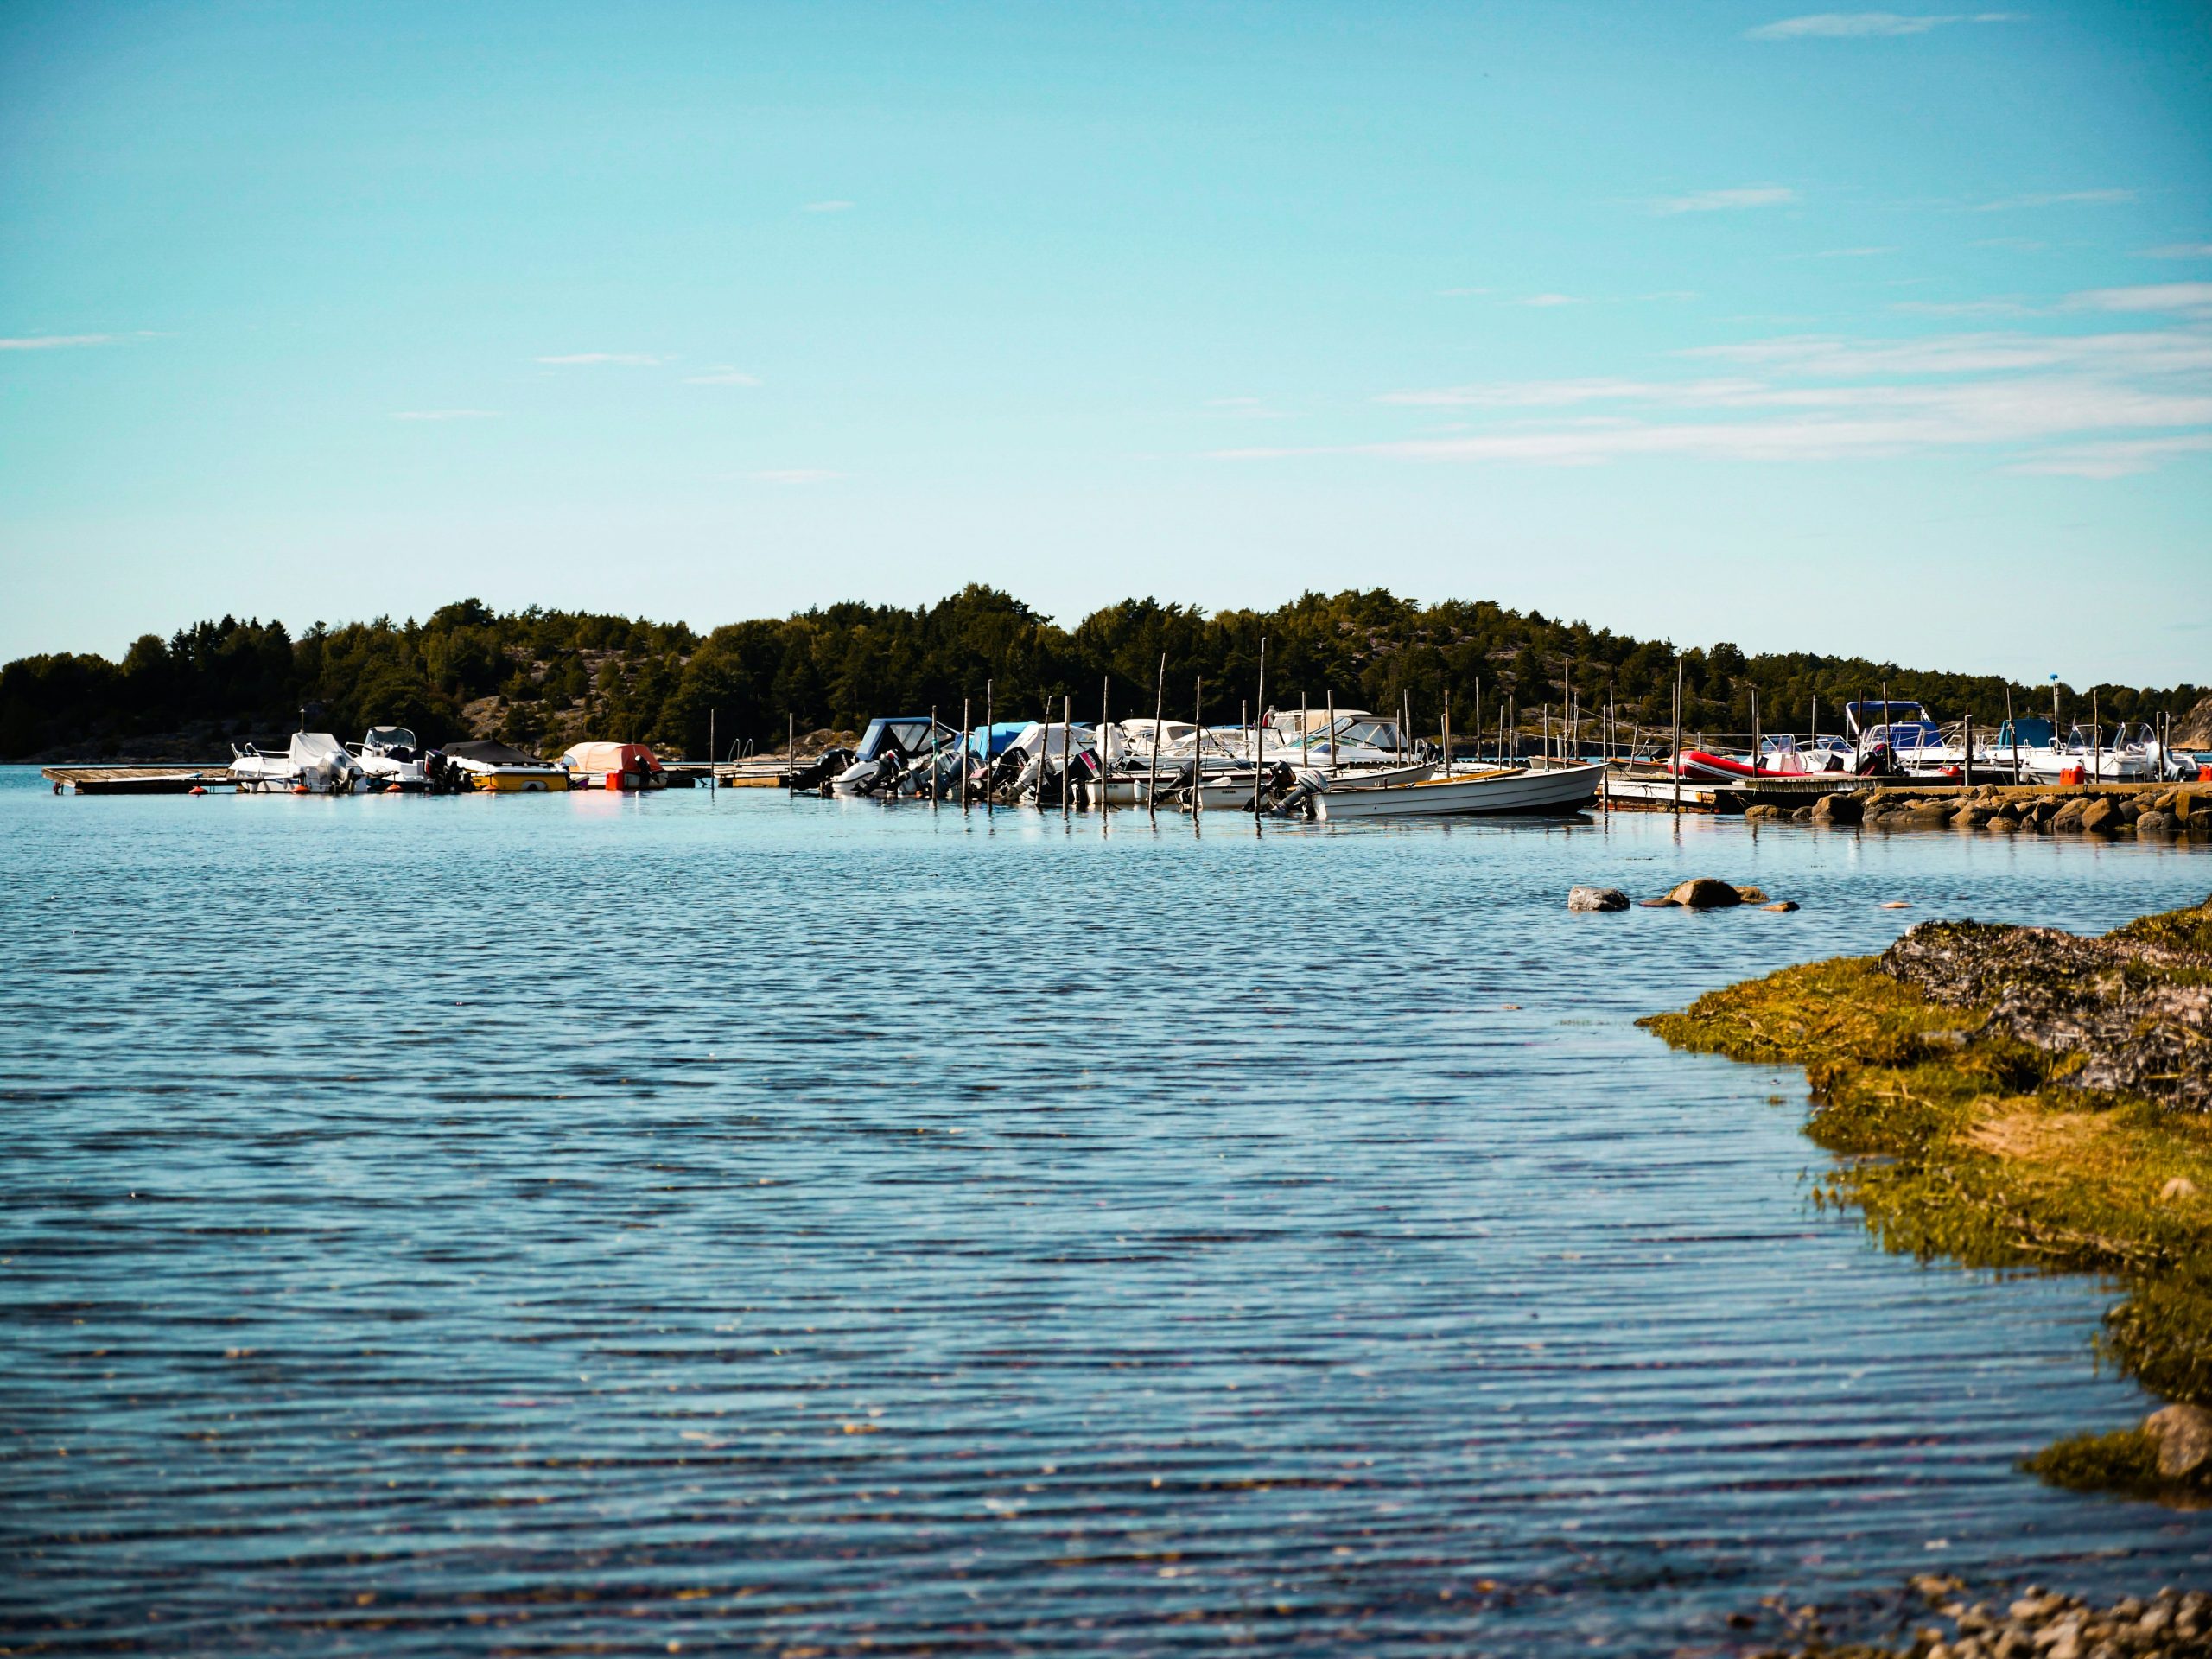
[{"left": 1751, "top": 1579, "right": 2212, "bottom": 1658}]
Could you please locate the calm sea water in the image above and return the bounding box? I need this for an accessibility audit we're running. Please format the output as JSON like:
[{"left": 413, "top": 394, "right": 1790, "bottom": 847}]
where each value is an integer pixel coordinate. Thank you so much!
[{"left": 3, "top": 766, "right": 2207, "bottom": 1656}]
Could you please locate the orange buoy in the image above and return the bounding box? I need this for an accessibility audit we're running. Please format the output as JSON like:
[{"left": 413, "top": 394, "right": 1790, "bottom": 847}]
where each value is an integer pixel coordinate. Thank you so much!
[{"left": 188, "top": 786, "right": 206, "bottom": 796}]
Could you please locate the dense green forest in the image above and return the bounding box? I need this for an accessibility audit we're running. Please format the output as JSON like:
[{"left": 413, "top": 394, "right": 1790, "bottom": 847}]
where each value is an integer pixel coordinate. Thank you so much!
[{"left": 1, "top": 587, "right": 2198, "bottom": 760}]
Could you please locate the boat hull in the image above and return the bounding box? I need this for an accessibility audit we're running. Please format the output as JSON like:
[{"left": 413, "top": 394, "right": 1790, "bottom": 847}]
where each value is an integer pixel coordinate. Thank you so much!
[
  {"left": 467, "top": 770, "right": 572, "bottom": 793},
  {"left": 1313, "top": 762, "right": 1604, "bottom": 821}
]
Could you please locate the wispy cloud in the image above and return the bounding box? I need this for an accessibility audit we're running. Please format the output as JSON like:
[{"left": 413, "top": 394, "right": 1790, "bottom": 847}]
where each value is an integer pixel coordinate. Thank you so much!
[
  {"left": 1969, "top": 188, "right": 2135, "bottom": 212},
  {"left": 1746, "top": 11, "right": 2022, "bottom": 38},
  {"left": 1203, "top": 396, "right": 1297, "bottom": 419},
  {"left": 1649, "top": 184, "right": 1796, "bottom": 215},
  {"left": 2143, "top": 244, "right": 2212, "bottom": 260},
  {"left": 2069, "top": 283, "right": 2212, "bottom": 316},
  {"left": 1223, "top": 323, "right": 2212, "bottom": 478},
  {"left": 2008, "top": 435, "right": 2212, "bottom": 478},
  {"left": 0, "top": 333, "right": 119, "bottom": 350},
  {"left": 751, "top": 468, "right": 842, "bottom": 484},
  {"left": 391, "top": 409, "right": 500, "bottom": 421},
  {"left": 1891, "top": 297, "right": 2037, "bottom": 315},
  {"left": 802, "top": 200, "right": 854, "bottom": 213},
  {"left": 684, "top": 368, "right": 762, "bottom": 385},
  {"left": 534, "top": 352, "right": 668, "bottom": 366}
]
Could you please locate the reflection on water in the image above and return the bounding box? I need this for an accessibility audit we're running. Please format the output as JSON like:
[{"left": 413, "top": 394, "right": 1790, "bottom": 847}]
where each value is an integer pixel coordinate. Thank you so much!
[{"left": 2, "top": 771, "right": 2206, "bottom": 1654}]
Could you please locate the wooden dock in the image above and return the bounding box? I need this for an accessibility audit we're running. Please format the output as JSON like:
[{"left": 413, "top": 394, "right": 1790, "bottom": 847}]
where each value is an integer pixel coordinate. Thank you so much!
[{"left": 41, "top": 766, "right": 233, "bottom": 794}]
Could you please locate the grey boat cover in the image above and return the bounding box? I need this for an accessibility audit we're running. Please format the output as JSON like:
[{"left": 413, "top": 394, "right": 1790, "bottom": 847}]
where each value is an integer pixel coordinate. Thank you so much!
[{"left": 443, "top": 740, "right": 542, "bottom": 766}]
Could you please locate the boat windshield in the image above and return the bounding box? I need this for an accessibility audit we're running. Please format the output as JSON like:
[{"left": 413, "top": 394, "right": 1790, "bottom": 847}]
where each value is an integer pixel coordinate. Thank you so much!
[{"left": 365, "top": 726, "right": 417, "bottom": 750}]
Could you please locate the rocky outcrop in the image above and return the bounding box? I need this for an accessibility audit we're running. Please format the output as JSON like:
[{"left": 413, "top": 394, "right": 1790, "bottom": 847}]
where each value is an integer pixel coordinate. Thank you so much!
[
  {"left": 1876, "top": 900, "right": 2212, "bottom": 1112},
  {"left": 2145, "top": 1402, "right": 2212, "bottom": 1478}
]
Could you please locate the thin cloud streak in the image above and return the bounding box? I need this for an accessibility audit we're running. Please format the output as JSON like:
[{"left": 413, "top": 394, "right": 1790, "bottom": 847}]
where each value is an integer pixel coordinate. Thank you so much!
[
  {"left": 1649, "top": 185, "right": 1796, "bottom": 215},
  {"left": 0, "top": 334, "right": 118, "bottom": 350},
  {"left": 1970, "top": 188, "right": 2135, "bottom": 212},
  {"left": 1746, "top": 12, "right": 2022, "bottom": 38},
  {"left": 2143, "top": 244, "right": 2212, "bottom": 260}
]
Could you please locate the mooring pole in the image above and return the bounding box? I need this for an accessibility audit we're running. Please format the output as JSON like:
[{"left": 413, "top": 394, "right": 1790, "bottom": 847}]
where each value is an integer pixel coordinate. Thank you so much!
[
  {"left": 709, "top": 709, "right": 716, "bottom": 803},
  {"left": 1147, "top": 652, "right": 1164, "bottom": 827},
  {"left": 931, "top": 704, "right": 939, "bottom": 811},
  {"left": 1672, "top": 658, "right": 1684, "bottom": 817},
  {"left": 985, "top": 678, "right": 995, "bottom": 822},
  {"left": 1192, "top": 676, "right": 1204, "bottom": 829},
  {"left": 1063, "top": 695, "right": 1074, "bottom": 825},
  {"left": 1101, "top": 673, "right": 1110, "bottom": 825},
  {"left": 1326, "top": 689, "right": 1337, "bottom": 779},
  {"left": 786, "top": 712, "right": 795, "bottom": 795},
  {"left": 1253, "top": 636, "right": 1267, "bottom": 830},
  {"left": 962, "top": 696, "right": 972, "bottom": 816}
]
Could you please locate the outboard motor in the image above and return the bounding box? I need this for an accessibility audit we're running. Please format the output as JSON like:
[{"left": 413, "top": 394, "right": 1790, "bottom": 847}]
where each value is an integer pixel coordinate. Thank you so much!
[{"left": 1855, "top": 741, "right": 1898, "bottom": 778}]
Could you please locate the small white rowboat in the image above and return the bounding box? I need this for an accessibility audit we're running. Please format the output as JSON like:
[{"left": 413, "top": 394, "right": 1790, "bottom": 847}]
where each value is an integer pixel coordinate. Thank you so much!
[{"left": 1309, "top": 761, "right": 1605, "bottom": 821}]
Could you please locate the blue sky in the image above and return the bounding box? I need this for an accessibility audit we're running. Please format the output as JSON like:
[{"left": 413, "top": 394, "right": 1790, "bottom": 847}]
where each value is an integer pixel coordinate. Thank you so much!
[{"left": 2, "top": 1, "right": 2207, "bottom": 683}]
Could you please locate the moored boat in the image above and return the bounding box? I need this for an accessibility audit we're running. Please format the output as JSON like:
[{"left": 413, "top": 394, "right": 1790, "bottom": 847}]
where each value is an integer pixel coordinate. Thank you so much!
[
  {"left": 230, "top": 732, "right": 366, "bottom": 795},
  {"left": 562, "top": 741, "right": 665, "bottom": 791},
  {"left": 351, "top": 726, "right": 430, "bottom": 791},
  {"left": 1304, "top": 760, "right": 1605, "bottom": 821},
  {"left": 444, "top": 739, "right": 572, "bottom": 792}
]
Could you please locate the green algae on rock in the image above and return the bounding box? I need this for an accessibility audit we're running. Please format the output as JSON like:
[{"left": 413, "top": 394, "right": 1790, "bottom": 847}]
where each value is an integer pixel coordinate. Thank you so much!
[{"left": 1641, "top": 894, "right": 2212, "bottom": 1504}]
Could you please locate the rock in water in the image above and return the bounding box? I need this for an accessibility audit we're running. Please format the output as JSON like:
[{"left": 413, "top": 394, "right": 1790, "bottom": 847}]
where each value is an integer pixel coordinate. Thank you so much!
[
  {"left": 2144, "top": 1402, "right": 2212, "bottom": 1478},
  {"left": 1662, "top": 878, "right": 1743, "bottom": 909},
  {"left": 1763, "top": 900, "right": 1800, "bottom": 912},
  {"left": 1733, "top": 886, "right": 1769, "bottom": 903},
  {"left": 1567, "top": 886, "right": 1630, "bottom": 912},
  {"left": 2082, "top": 797, "right": 2121, "bottom": 835},
  {"left": 2138, "top": 809, "right": 2176, "bottom": 838}
]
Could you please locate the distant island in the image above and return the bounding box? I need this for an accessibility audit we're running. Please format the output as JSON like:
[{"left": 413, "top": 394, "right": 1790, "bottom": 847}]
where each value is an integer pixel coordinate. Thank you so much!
[{"left": 3, "top": 586, "right": 2203, "bottom": 763}]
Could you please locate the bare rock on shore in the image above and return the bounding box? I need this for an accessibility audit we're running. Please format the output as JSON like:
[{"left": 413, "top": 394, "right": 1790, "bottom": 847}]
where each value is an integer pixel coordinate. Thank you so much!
[
  {"left": 2082, "top": 797, "right": 2123, "bottom": 835},
  {"left": 1659, "top": 877, "right": 1743, "bottom": 909},
  {"left": 1811, "top": 791, "right": 1862, "bottom": 825},
  {"left": 1567, "top": 885, "right": 1630, "bottom": 912},
  {"left": 1743, "top": 803, "right": 1783, "bottom": 822},
  {"left": 2145, "top": 1402, "right": 2212, "bottom": 1478},
  {"left": 1751, "top": 1580, "right": 2212, "bottom": 1659},
  {"left": 1876, "top": 899, "right": 2212, "bottom": 1112},
  {"left": 2140, "top": 809, "right": 2177, "bottom": 838}
]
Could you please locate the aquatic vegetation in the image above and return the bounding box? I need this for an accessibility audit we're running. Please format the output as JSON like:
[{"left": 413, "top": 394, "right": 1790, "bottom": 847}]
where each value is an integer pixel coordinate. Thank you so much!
[{"left": 1643, "top": 895, "right": 2212, "bottom": 1503}]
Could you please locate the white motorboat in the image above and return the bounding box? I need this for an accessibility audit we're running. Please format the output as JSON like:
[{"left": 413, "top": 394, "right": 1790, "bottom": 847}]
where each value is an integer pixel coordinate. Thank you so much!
[
  {"left": 2015, "top": 722, "right": 2165, "bottom": 785},
  {"left": 350, "top": 725, "right": 430, "bottom": 791},
  {"left": 1303, "top": 760, "right": 1605, "bottom": 821},
  {"left": 230, "top": 732, "right": 366, "bottom": 794}
]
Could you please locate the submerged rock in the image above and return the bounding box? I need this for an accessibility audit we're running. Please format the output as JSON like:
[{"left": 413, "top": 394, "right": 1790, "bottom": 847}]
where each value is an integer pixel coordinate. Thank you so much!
[
  {"left": 1763, "top": 899, "right": 1800, "bottom": 912},
  {"left": 1733, "top": 885, "right": 1769, "bottom": 903},
  {"left": 1566, "top": 885, "right": 1629, "bottom": 912}
]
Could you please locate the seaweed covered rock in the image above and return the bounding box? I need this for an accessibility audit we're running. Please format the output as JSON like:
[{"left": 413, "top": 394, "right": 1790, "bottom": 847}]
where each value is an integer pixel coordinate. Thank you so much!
[{"left": 1876, "top": 902, "right": 2212, "bottom": 1112}]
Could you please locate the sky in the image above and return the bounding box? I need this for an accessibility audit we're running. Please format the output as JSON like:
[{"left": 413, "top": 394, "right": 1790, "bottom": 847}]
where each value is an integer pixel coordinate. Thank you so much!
[{"left": 1, "top": 1, "right": 2207, "bottom": 685}]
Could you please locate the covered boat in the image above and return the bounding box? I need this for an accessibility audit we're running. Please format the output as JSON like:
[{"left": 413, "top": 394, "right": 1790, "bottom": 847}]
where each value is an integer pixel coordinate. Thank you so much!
[
  {"left": 444, "top": 739, "right": 572, "bottom": 792},
  {"left": 231, "top": 731, "right": 365, "bottom": 795},
  {"left": 832, "top": 715, "right": 964, "bottom": 796},
  {"left": 562, "top": 741, "right": 665, "bottom": 791}
]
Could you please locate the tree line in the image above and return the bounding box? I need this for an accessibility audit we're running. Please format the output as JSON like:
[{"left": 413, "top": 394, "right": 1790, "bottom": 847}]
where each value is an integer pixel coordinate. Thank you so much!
[{"left": 1, "top": 585, "right": 2196, "bottom": 760}]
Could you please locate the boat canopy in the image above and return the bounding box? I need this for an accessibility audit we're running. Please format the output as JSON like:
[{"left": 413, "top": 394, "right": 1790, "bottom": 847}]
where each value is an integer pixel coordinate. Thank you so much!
[
  {"left": 445, "top": 739, "right": 544, "bottom": 767},
  {"left": 289, "top": 732, "right": 353, "bottom": 766},
  {"left": 855, "top": 716, "right": 958, "bottom": 763},
  {"left": 563, "top": 741, "right": 660, "bottom": 775},
  {"left": 363, "top": 726, "right": 418, "bottom": 752},
  {"left": 952, "top": 721, "right": 1027, "bottom": 759},
  {"left": 1004, "top": 721, "right": 1095, "bottom": 760}
]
